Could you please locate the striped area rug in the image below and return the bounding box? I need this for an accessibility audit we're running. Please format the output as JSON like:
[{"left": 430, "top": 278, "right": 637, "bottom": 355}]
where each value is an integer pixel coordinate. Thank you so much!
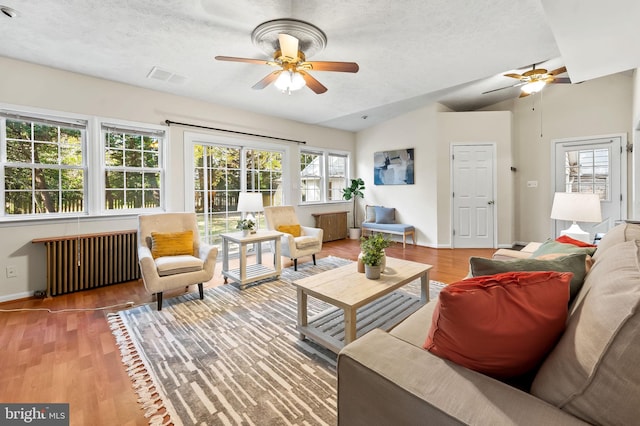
[{"left": 108, "top": 256, "right": 444, "bottom": 425}]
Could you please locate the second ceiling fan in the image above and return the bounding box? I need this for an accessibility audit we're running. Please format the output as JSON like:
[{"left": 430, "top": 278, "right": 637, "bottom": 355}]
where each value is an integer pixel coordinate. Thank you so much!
[
  {"left": 483, "top": 65, "right": 571, "bottom": 97},
  {"left": 215, "top": 19, "right": 359, "bottom": 94}
]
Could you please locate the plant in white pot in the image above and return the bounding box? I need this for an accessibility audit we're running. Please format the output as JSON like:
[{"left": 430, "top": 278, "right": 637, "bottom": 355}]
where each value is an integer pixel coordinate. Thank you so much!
[
  {"left": 360, "top": 233, "right": 391, "bottom": 279},
  {"left": 342, "top": 178, "right": 365, "bottom": 239}
]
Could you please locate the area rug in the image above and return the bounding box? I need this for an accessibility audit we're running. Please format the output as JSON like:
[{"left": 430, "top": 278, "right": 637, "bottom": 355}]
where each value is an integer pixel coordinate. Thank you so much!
[{"left": 108, "top": 256, "right": 444, "bottom": 425}]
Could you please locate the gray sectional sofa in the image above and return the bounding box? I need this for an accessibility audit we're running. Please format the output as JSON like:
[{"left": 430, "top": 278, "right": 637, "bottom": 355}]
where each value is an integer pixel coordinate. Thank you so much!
[{"left": 337, "top": 223, "right": 640, "bottom": 425}]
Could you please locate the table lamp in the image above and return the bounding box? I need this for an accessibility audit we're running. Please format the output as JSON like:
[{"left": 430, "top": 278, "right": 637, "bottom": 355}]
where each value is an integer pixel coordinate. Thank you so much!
[
  {"left": 237, "top": 192, "right": 264, "bottom": 224},
  {"left": 550, "top": 192, "right": 602, "bottom": 243}
]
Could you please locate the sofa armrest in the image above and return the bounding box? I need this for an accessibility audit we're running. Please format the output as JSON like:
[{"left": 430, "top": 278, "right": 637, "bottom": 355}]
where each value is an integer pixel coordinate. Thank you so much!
[
  {"left": 138, "top": 245, "right": 159, "bottom": 280},
  {"left": 337, "top": 329, "right": 588, "bottom": 426},
  {"left": 198, "top": 243, "right": 219, "bottom": 275},
  {"left": 301, "top": 225, "right": 323, "bottom": 241},
  {"left": 492, "top": 248, "right": 533, "bottom": 260}
]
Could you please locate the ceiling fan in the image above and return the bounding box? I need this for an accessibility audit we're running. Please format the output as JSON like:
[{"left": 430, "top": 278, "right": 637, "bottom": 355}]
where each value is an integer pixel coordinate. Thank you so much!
[
  {"left": 483, "top": 65, "right": 571, "bottom": 97},
  {"left": 215, "top": 19, "right": 359, "bottom": 94}
]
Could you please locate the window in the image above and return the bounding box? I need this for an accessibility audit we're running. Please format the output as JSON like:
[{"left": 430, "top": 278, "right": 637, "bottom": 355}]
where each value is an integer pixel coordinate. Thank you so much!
[
  {"left": 193, "top": 143, "right": 283, "bottom": 245},
  {"left": 299, "top": 149, "right": 348, "bottom": 204},
  {"left": 300, "top": 151, "right": 321, "bottom": 203},
  {"left": 1, "top": 113, "right": 87, "bottom": 216},
  {"left": 563, "top": 148, "right": 609, "bottom": 200},
  {"left": 103, "top": 124, "right": 164, "bottom": 211}
]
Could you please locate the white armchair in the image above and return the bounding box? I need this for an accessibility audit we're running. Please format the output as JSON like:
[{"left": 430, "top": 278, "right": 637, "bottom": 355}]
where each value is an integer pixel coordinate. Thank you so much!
[
  {"left": 264, "top": 206, "right": 323, "bottom": 271},
  {"left": 138, "top": 212, "right": 218, "bottom": 310}
]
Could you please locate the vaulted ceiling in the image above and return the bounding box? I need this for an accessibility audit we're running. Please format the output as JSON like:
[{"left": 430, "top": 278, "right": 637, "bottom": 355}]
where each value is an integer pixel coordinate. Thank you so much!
[{"left": 0, "top": 1, "right": 638, "bottom": 131}]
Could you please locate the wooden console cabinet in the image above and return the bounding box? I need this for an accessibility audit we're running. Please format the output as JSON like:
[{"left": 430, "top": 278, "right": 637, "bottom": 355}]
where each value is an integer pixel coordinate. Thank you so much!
[{"left": 312, "top": 211, "right": 348, "bottom": 242}]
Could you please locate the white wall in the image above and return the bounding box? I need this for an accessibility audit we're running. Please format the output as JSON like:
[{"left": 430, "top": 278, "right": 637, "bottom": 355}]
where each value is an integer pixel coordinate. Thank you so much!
[
  {"left": 355, "top": 104, "right": 447, "bottom": 246},
  {"left": 0, "top": 56, "right": 356, "bottom": 301},
  {"left": 483, "top": 72, "right": 633, "bottom": 243},
  {"left": 356, "top": 71, "right": 633, "bottom": 248}
]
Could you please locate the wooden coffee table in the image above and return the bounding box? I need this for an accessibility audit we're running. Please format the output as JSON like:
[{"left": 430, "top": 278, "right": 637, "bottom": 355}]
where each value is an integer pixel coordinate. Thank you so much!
[{"left": 292, "top": 257, "right": 432, "bottom": 353}]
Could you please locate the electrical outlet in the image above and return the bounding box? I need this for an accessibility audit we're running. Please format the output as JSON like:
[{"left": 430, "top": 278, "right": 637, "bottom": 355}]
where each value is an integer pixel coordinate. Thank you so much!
[
  {"left": 6, "top": 266, "right": 17, "bottom": 278},
  {"left": 527, "top": 180, "right": 538, "bottom": 188}
]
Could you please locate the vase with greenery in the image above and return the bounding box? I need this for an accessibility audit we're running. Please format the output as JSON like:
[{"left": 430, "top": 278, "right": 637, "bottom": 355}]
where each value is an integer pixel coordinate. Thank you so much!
[
  {"left": 360, "top": 233, "right": 391, "bottom": 279},
  {"left": 236, "top": 219, "right": 256, "bottom": 235},
  {"left": 342, "top": 178, "right": 365, "bottom": 239}
]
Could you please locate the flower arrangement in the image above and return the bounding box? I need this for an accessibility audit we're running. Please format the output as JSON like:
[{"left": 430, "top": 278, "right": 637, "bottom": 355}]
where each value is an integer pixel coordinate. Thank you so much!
[{"left": 236, "top": 219, "right": 256, "bottom": 231}]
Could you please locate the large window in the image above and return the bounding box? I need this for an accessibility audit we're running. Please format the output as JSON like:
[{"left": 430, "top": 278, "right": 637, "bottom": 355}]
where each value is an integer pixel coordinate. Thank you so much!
[
  {"left": 103, "top": 124, "right": 164, "bottom": 211},
  {"left": 0, "top": 107, "right": 167, "bottom": 220},
  {"left": 194, "top": 143, "right": 283, "bottom": 245},
  {"left": 300, "top": 149, "right": 348, "bottom": 204},
  {"left": 1, "top": 113, "right": 86, "bottom": 216}
]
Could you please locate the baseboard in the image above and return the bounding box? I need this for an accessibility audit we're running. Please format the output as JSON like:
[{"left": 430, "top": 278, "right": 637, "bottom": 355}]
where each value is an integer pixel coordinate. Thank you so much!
[{"left": 0, "top": 290, "right": 36, "bottom": 303}]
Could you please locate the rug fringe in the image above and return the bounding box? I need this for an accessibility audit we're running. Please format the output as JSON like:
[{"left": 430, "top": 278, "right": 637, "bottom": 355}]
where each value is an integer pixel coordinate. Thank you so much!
[{"left": 107, "top": 313, "right": 174, "bottom": 426}]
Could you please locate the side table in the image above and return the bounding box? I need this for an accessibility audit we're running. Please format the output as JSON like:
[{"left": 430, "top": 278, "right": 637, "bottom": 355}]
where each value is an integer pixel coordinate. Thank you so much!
[{"left": 220, "top": 230, "right": 283, "bottom": 289}]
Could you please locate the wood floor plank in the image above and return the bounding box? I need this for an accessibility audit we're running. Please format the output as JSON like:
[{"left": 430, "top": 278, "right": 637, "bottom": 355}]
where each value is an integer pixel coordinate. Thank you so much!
[{"left": 0, "top": 239, "right": 496, "bottom": 425}]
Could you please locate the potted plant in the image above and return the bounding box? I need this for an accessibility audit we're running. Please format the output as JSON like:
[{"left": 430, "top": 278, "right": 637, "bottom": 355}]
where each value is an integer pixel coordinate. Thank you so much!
[
  {"left": 360, "top": 233, "right": 391, "bottom": 279},
  {"left": 342, "top": 178, "right": 365, "bottom": 239},
  {"left": 236, "top": 218, "right": 256, "bottom": 235}
]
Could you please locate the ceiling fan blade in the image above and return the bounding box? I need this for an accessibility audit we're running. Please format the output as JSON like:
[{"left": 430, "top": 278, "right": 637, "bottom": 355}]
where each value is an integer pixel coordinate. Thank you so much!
[
  {"left": 278, "top": 34, "right": 299, "bottom": 61},
  {"left": 215, "top": 56, "right": 270, "bottom": 65},
  {"left": 550, "top": 77, "right": 572, "bottom": 84},
  {"left": 300, "top": 61, "right": 359, "bottom": 73},
  {"left": 549, "top": 66, "right": 567, "bottom": 76},
  {"left": 252, "top": 70, "right": 282, "bottom": 90},
  {"left": 299, "top": 71, "right": 328, "bottom": 94},
  {"left": 504, "top": 73, "right": 524, "bottom": 80},
  {"left": 482, "top": 81, "right": 526, "bottom": 94}
]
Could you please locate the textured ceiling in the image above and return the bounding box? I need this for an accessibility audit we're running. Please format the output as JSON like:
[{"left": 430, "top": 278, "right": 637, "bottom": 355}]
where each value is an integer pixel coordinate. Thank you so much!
[{"left": 0, "top": 1, "right": 636, "bottom": 132}]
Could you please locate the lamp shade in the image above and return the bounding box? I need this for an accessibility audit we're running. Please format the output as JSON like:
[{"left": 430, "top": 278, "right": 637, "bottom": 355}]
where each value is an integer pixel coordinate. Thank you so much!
[
  {"left": 237, "top": 192, "right": 264, "bottom": 213},
  {"left": 550, "top": 192, "right": 602, "bottom": 223}
]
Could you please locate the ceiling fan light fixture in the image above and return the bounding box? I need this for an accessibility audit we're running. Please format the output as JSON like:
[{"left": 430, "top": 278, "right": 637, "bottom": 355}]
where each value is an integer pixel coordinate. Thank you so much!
[
  {"left": 521, "top": 80, "right": 546, "bottom": 94},
  {"left": 274, "top": 71, "right": 306, "bottom": 93}
]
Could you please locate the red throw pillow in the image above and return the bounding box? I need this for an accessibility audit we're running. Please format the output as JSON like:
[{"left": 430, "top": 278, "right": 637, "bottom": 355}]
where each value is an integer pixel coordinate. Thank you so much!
[
  {"left": 555, "top": 235, "right": 597, "bottom": 248},
  {"left": 424, "top": 271, "right": 571, "bottom": 378}
]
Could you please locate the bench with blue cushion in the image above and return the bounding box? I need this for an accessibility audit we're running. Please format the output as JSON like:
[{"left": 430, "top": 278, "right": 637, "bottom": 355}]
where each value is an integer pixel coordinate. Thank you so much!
[{"left": 361, "top": 205, "right": 416, "bottom": 248}]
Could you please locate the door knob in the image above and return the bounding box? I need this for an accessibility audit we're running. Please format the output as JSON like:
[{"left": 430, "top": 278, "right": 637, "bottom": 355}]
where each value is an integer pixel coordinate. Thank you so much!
[{"left": 487, "top": 200, "right": 495, "bottom": 205}]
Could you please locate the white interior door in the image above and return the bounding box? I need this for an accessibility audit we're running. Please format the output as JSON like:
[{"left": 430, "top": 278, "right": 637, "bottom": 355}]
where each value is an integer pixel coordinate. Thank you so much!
[
  {"left": 553, "top": 135, "right": 626, "bottom": 240},
  {"left": 452, "top": 144, "right": 495, "bottom": 248}
]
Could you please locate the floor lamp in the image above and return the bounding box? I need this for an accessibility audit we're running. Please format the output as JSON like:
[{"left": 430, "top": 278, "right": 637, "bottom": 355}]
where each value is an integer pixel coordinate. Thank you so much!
[{"left": 550, "top": 192, "right": 602, "bottom": 243}]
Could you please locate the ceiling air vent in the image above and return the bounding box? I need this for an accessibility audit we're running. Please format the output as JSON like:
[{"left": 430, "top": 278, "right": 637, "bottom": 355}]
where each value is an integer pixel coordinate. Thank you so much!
[{"left": 146, "top": 66, "right": 187, "bottom": 85}]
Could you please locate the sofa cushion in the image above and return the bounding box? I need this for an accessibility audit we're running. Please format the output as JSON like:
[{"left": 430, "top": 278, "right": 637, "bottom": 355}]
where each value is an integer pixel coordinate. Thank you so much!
[
  {"left": 531, "top": 240, "right": 640, "bottom": 425},
  {"left": 374, "top": 206, "right": 395, "bottom": 224},
  {"left": 364, "top": 205, "right": 376, "bottom": 223},
  {"left": 555, "top": 235, "right": 597, "bottom": 248},
  {"left": 592, "top": 222, "right": 640, "bottom": 260},
  {"left": 531, "top": 239, "right": 597, "bottom": 258},
  {"left": 155, "top": 254, "right": 203, "bottom": 276},
  {"left": 424, "top": 271, "right": 571, "bottom": 378},
  {"left": 469, "top": 254, "right": 588, "bottom": 305},
  {"left": 150, "top": 230, "right": 194, "bottom": 259}
]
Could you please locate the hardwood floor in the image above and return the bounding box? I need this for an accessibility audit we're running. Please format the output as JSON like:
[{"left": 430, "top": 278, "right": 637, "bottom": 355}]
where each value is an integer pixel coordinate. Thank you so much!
[{"left": 0, "top": 240, "right": 495, "bottom": 426}]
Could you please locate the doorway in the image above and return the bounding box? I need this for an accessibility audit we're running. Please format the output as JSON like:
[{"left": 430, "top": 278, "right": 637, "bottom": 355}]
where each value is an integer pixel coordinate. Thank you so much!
[{"left": 451, "top": 144, "right": 496, "bottom": 248}]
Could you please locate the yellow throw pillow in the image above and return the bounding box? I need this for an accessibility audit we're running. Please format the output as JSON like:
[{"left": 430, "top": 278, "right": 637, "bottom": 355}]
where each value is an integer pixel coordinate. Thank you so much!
[
  {"left": 151, "top": 230, "right": 194, "bottom": 259},
  {"left": 277, "top": 224, "right": 301, "bottom": 237}
]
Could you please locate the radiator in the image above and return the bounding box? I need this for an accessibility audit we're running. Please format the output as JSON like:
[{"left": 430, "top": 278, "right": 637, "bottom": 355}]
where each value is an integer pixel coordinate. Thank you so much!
[{"left": 33, "top": 230, "right": 140, "bottom": 296}]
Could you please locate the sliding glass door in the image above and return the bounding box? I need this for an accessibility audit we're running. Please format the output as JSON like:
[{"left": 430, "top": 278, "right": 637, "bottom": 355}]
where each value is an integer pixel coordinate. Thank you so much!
[{"left": 193, "top": 143, "right": 283, "bottom": 245}]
